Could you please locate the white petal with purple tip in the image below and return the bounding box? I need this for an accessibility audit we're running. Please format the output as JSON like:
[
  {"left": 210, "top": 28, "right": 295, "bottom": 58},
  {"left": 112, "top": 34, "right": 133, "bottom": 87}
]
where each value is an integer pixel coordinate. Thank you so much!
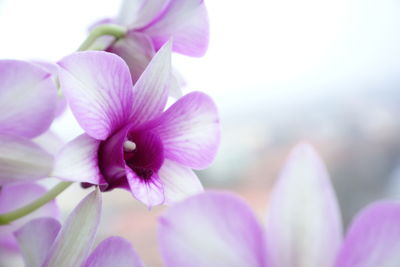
[
  {"left": 84, "top": 236, "right": 144, "bottom": 267},
  {"left": 43, "top": 189, "right": 102, "bottom": 267},
  {"left": 129, "top": 41, "right": 172, "bottom": 128},
  {"left": 152, "top": 91, "right": 220, "bottom": 169},
  {"left": 14, "top": 218, "right": 61, "bottom": 267},
  {"left": 52, "top": 134, "right": 104, "bottom": 185},
  {"left": 57, "top": 51, "right": 133, "bottom": 140},
  {"left": 0, "top": 60, "right": 57, "bottom": 138},
  {"left": 265, "top": 144, "right": 342, "bottom": 267},
  {"left": 158, "top": 192, "right": 267, "bottom": 267}
]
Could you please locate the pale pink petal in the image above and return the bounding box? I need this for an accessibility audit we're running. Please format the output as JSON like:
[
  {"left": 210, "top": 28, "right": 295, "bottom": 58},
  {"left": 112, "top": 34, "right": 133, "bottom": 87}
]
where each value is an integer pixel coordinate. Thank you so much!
[
  {"left": 84, "top": 236, "right": 144, "bottom": 267},
  {"left": 169, "top": 67, "right": 185, "bottom": 98},
  {"left": 138, "top": 0, "right": 209, "bottom": 56},
  {"left": 43, "top": 189, "right": 102, "bottom": 267},
  {"left": 151, "top": 92, "right": 220, "bottom": 169},
  {"left": 33, "top": 130, "right": 64, "bottom": 155},
  {"left": 108, "top": 31, "right": 156, "bottom": 84},
  {"left": 126, "top": 167, "right": 165, "bottom": 207},
  {"left": 0, "top": 135, "right": 53, "bottom": 185},
  {"left": 265, "top": 143, "right": 342, "bottom": 267},
  {"left": 57, "top": 51, "right": 133, "bottom": 140},
  {"left": 0, "top": 60, "right": 57, "bottom": 138},
  {"left": 117, "top": 0, "right": 166, "bottom": 28},
  {"left": 158, "top": 191, "right": 267, "bottom": 267},
  {"left": 14, "top": 218, "right": 61, "bottom": 267},
  {"left": 129, "top": 41, "right": 171, "bottom": 128},
  {"left": 52, "top": 134, "right": 105, "bottom": 185},
  {"left": 159, "top": 159, "right": 203, "bottom": 205},
  {"left": 335, "top": 202, "right": 400, "bottom": 267},
  {"left": 0, "top": 183, "right": 59, "bottom": 252}
]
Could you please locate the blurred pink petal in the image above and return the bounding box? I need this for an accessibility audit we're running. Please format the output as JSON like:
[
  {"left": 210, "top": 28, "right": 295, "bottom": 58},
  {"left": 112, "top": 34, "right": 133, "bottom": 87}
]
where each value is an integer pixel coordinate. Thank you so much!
[
  {"left": 158, "top": 192, "right": 267, "bottom": 267},
  {"left": 265, "top": 143, "right": 342, "bottom": 267},
  {"left": 335, "top": 202, "right": 400, "bottom": 267},
  {"left": 57, "top": 51, "right": 133, "bottom": 140},
  {"left": 0, "top": 183, "right": 59, "bottom": 252},
  {"left": 14, "top": 218, "right": 61, "bottom": 267},
  {"left": 43, "top": 189, "right": 102, "bottom": 267},
  {"left": 0, "top": 60, "right": 57, "bottom": 138},
  {"left": 0, "top": 135, "right": 53, "bottom": 185},
  {"left": 84, "top": 236, "right": 144, "bottom": 267}
]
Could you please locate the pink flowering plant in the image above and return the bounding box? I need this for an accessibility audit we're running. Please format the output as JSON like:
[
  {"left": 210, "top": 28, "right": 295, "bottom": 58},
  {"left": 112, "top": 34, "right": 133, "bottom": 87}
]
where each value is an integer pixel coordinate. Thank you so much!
[{"left": 0, "top": 0, "right": 400, "bottom": 266}]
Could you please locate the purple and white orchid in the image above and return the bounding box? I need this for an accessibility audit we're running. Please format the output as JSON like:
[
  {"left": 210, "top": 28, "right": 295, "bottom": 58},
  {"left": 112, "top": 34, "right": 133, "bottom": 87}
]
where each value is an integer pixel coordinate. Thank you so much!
[
  {"left": 0, "top": 60, "right": 58, "bottom": 185},
  {"left": 92, "top": 0, "right": 208, "bottom": 84},
  {"left": 158, "top": 144, "right": 400, "bottom": 267},
  {"left": 53, "top": 41, "right": 220, "bottom": 207},
  {"left": 13, "top": 189, "right": 143, "bottom": 267}
]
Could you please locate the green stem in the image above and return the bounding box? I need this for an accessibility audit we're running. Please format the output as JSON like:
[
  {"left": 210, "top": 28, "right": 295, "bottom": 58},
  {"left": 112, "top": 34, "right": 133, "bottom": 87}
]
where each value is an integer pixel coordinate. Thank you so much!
[
  {"left": 0, "top": 181, "right": 72, "bottom": 225},
  {"left": 78, "top": 24, "right": 127, "bottom": 51}
]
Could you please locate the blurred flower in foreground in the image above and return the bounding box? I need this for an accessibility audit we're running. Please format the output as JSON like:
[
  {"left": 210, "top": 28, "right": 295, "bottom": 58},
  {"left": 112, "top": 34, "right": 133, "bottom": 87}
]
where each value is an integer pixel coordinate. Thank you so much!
[
  {"left": 53, "top": 42, "right": 220, "bottom": 207},
  {"left": 0, "top": 60, "right": 57, "bottom": 185},
  {"left": 14, "top": 189, "right": 143, "bottom": 267},
  {"left": 91, "top": 0, "right": 208, "bottom": 84},
  {"left": 0, "top": 183, "right": 59, "bottom": 253},
  {"left": 158, "top": 144, "right": 400, "bottom": 267}
]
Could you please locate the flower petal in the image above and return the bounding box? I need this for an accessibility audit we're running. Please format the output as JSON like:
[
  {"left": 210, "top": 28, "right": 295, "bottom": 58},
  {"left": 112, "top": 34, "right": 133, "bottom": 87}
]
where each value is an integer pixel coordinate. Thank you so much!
[
  {"left": 43, "top": 189, "right": 102, "bottom": 267},
  {"left": 158, "top": 191, "right": 267, "bottom": 267},
  {"left": 265, "top": 144, "right": 342, "bottom": 267},
  {"left": 84, "top": 236, "right": 144, "bottom": 267},
  {"left": 108, "top": 31, "right": 155, "bottom": 84},
  {"left": 14, "top": 218, "right": 61, "bottom": 267},
  {"left": 52, "top": 134, "right": 105, "bottom": 185},
  {"left": 57, "top": 51, "right": 133, "bottom": 140},
  {"left": 117, "top": 0, "right": 166, "bottom": 28},
  {"left": 0, "top": 135, "right": 53, "bottom": 185},
  {"left": 335, "top": 202, "right": 400, "bottom": 267},
  {"left": 0, "top": 60, "right": 57, "bottom": 138},
  {"left": 159, "top": 159, "right": 203, "bottom": 205},
  {"left": 129, "top": 40, "right": 171, "bottom": 128},
  {"left": 0, "top": 183, "right": 59, "bottom": 252},
  {"left": 126, "top": 167, "right": 165, "bottom": 207},
  {"left": 151, "top": 92, "right": 220, "bottom": 169},
  {"left": 138, "top": 0, "right": 209, "bottom": 56}
]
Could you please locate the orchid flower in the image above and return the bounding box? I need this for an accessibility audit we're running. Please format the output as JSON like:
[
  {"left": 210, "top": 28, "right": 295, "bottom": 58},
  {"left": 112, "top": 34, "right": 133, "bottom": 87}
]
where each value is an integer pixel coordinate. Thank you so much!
[
  {"left": 0, "top": 183, "right": 59, "bottom": 253},
  {"left": 13, "top": 189, "right": 143, "bottom": 267},
  {"left": 0, "top": 60, "right": 58, "bottom": 185},
  {"left": 52, "top": 41, "right": 220, "bottom": 207},
  {"left": 158, "top": 144, "right": 400, "bottom": 267},
  {"left": 89, "top": 0, "right": 208, "bottom": 85}
]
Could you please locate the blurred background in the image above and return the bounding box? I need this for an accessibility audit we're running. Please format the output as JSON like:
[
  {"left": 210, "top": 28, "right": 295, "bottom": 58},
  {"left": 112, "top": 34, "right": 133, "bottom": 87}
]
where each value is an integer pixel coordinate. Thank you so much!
[{"left": 2, "top": 0, "right": 400, "bottom": 266}]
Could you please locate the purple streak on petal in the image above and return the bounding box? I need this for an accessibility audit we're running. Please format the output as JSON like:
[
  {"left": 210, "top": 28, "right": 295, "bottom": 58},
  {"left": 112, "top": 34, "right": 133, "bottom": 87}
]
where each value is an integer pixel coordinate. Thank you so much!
[
  {"left": 52, "top": 134, "right": 106, "bottom": 185},
  {"left": 137, "top": 0, "right": 209, "bottom": 56},
  {"left": 43, "top": 189, "right": 102, "bottom": 267},
  {"left": 265, "top": 143, "right": 342, "bottom": 267},
  {"left": 0, "top": 60, "right": 57, "bottom": 138},
  {"left": 117, "top": 0, "right": 167, "bottom": 28},
  {"left": 158, "top": 191, "right": 267, "bottom": 267},
  {"left": 84, "top": 236, "right": 144, "bottom": 267},
  {"left": 108, "top": 31, "right": 156, "bottom": 84},
  {"left": 151, "top": 92, "right": 220, "bottom": 169},
  {"left": 57, "top": 51, "right": 133, "bottom": 140},
  {"left": 126, "top": 167, "right": 165, "bottom": 207},
  {"left": 0, "top": 135, "right": 53, "bottom": 185},
  {"left": 158, "top": 159, "right": 203, "bottom": 205},
  {"left": 0, "top": 183, "right": 59, "bottom": 252},
  {"left": 129, "top": 41, "right": 171, "bottom": 128},
  {"left": 14, "top": 218, "right": 61, "bottom": 267},
  {"left": 335, "top": 202, "right": 400, "bottom": 267}
]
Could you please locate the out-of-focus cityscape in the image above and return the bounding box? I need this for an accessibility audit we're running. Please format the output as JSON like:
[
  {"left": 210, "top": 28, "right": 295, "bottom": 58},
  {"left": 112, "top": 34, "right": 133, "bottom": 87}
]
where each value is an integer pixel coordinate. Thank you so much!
[{"left": 2, "top": 0, "right": 400, "bottom": 266}]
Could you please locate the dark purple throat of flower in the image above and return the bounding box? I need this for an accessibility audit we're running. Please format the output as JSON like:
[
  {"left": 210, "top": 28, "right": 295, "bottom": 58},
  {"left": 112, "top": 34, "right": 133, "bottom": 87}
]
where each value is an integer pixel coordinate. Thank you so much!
[{"left": 82, "top": 129, "right": 165, "bottom": 192}]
